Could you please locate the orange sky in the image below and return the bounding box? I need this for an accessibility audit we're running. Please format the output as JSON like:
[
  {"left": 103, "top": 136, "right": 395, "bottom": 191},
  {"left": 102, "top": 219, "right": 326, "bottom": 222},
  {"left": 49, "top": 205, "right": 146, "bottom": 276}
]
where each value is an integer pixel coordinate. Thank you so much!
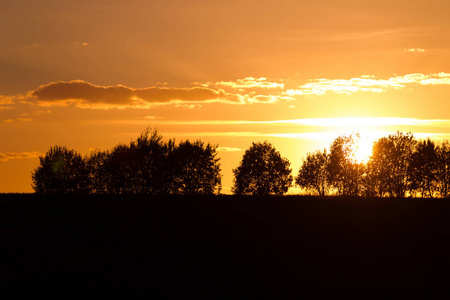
[{"left": 1, "top": 0, "right": 450, "bottom": 193}]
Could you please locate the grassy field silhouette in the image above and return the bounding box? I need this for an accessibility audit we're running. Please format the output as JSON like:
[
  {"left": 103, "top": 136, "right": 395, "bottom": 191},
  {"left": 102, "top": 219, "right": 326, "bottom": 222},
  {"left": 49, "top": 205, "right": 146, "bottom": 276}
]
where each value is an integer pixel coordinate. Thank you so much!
[{"left": 2, "top": 194, "right": 450, "bottom": 298}]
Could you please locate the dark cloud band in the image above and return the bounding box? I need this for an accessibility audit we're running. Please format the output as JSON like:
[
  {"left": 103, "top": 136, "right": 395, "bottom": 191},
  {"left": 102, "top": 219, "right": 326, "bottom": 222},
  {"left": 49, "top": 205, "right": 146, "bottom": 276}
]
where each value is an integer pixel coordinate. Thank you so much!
[{"left": 32, "top": 80, "right": 244, "bottom": 108}]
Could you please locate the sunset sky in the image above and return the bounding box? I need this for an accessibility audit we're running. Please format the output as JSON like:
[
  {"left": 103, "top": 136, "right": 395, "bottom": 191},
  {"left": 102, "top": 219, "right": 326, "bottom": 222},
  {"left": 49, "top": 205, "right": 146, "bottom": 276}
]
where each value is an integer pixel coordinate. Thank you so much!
[{"left": 2, "top": 0, "right": 450, "bottom": 193}]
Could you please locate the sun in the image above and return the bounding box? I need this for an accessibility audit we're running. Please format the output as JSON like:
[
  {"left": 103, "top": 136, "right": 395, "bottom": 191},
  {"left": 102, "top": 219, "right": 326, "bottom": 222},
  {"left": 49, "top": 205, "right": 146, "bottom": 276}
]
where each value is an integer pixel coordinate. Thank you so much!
[{"left": 349, "top": 135, "right": 375, "bottom": 163}]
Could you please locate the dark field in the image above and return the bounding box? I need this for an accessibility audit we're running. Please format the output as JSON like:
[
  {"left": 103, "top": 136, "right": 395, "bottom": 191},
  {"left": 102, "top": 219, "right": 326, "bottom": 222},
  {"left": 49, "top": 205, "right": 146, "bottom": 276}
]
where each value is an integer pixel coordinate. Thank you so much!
[{"left": 2, "top": 194, "right": 450, "bottom": 298}]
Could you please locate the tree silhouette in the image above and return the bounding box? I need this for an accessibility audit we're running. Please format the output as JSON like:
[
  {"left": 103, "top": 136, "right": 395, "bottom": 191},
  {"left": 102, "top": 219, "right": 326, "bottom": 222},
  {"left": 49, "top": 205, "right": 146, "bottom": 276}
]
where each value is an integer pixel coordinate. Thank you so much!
[
  {"left": 32, "top": 145, "right": 89, "bottom": 194},
  {"left": 86, "top": 149, "right": 110, "bottom": 194},
  {"left": 370, "top": 132, "right": 416, "bottom": 197},
  {"left": 409, "top": 138, "right": 438, "bottom": 197},
  {"left": 327, "top": 134, "right": 362, "bottom": 196},
  {"left": 232, "top": 141, "right": 293, "bottom": 195},
  {"left": 97, "top": 129, "right": 171, "bottom": 194},
  {"left": 132, "top": 128, "right": 172, "bottom": 194},
  {"left": 436, "top": 141, "right": 450, "bottom": 197},
  {"left": 170, "top": 140, "right": 222, "bottom": 195},
  {"left": 362, "top": 160, "right": 380, "bottom": 197},
  {"left": 76, "top": 128, "right": 221, "bottom": 195},
  {"left": 103, "top": 143, "right": 137, "bottom": 194},
  {"left": 296, "top": 149, "right": 330, "bottom": 196}
]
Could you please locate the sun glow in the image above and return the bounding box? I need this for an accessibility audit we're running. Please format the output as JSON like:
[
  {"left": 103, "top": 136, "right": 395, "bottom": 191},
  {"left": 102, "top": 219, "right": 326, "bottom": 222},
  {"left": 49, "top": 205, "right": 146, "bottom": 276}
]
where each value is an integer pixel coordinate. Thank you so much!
[{"left": 349, "top": 134, "right": 376, "bottom": 163}]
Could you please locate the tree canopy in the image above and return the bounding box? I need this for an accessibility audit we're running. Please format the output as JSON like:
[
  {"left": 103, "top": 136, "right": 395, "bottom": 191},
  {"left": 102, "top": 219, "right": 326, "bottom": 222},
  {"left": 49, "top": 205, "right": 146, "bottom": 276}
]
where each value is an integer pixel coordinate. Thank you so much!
[
  {"left": 295, "top": 149, "right": 330, "bottom": 196},
  {"left": 369, "top": 132, "right": 416, "bottom": 197},
  {"left": 327, "top": 134, "right": 363, "bottom": 196},
  {"left": 32, "top": 146, "right": 90, "bottom": 194},
  {"left": 232, "top": 141, "right": 293, "bottom": 196},
  {"left": 170, "top": 140, "right": 222, "bottom": 195}
]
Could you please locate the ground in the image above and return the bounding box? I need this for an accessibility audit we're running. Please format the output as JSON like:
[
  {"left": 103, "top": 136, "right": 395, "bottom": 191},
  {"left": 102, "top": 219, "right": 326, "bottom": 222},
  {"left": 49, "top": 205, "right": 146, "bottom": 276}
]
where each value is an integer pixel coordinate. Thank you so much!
[{"left": 1, "top": 194, "right": 450, "bottom": 298}]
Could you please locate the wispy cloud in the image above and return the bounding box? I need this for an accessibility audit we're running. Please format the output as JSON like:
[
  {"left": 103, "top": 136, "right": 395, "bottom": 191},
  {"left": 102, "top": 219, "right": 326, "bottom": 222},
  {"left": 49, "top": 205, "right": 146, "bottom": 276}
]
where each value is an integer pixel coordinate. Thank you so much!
[
  {"left": 247, "top": 95, "right": 280, "bottom": 103},
  {"left": 404, "top": 48, "right": 426, "bottom": 53},
  {"left": 286, "top": 78, "right": 390, "bottom": 95},
  {"left": 0, "top": 107, "right": 14, "bottom": 111},
  {"left": 15, "top": 118, "right": 32, "bottom": 122},
  {"left": 108, "top": 116, "right": 450, "bottom": 142},
  {"left": 0, "top": 95, "right": 17, "bottom": 111},
  {"left": 138, "top": 129, "right": 450, "bottom": 142},
  {"left": 255, "top": 117, "right": 450, "bottom": 128},
  {"left": 268, "top": 131, "right": 450, "bottom": 141},
  {"left": 286, "top": 73, "right": 450, "bottom": 96},
  {"left": 0, "top": 95, "right": 15, "bottom": 105},
  {"left": 0, "top": 151, "right": 42, "bottom": 162},
  {"left": 192, "top": 77, "right": 285, "bottom": 104},
  {"left": 419, "top": 72, "right": 450, "bottom": 85},
  {"left": 217, "top": 147, "right": 242, "bottom": 152},
  {"left": 164, "top": 132, "right": 260, "bottom": 137},
  {"left": 212, "top": 77, "right": 284, "bottom": 90},
  {"left": 131, "top": 117, "right": 450, "bottom": 128}
]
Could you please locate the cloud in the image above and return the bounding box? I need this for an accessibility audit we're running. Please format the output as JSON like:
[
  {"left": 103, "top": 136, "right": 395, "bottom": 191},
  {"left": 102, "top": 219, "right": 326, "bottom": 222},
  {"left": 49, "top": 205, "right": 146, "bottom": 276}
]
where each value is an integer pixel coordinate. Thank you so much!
[
  {"left": 240, "top": 117, "right": 450, "bottom": 128},
  {"left": 31, "top": 80, "right": 245, "bottom": 108},
  {"left": 213, "top": 77, "right": 284, "bottom": 90},
  {"left": 73, "top": 41, "right": 89, "bottom": 46},
  {"left": 14, "top": 73, "right": 450, "bottom": 110},
  {"left": 0, "top": 107, "right": 14, "bottom": 111},
  {"left": 286, "top": 78, "right": 389, "bottom": 95},
  {"left": 247, "top": 95, "right": 280, "bottom": 103},
  {"left": 418, "top": 72, "right": 450, "bottom": 85},
  {"left": 92, "top": 116, "right": 450, "bottom": 143},
  {"left": 267, "top": 131, "right": 450, "bottom": 141},
  {"left": 192, "top": 77, "right": 285, "bottom": 105},
  {"left": 0, "top": 151, "right": 42, "bottom": 162},
  {"left": 17, "top": 118, "right": 33, "bottom": 122},
  {"left": 0, "top": 95, "right": 16, "bottom": 111},
  {"left": 286, "top": 73, "right": 450, "bottom": 96},
  {"left": 163, "top": 131, "right": 260, "bottom": 137},
  {"left": 0, "top": 95, "right": 14, "bottom": 105},
  {"left": 138, "top": 117, "right": 450, "bottom": 128},
  {"left": 217, "top": 147, "right": 242, "bottom": 152},
  {"left": 404, "top": 48, "right": 425, "bottom": 53},
  {"left": 267, "top": 132, "right": 346, "bottom": 141}
]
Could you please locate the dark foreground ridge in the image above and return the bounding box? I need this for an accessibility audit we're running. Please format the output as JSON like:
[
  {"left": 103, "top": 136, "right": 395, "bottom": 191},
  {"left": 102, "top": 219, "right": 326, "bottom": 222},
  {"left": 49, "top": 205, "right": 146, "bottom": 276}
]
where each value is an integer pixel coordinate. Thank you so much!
[{"left": 2, "top": 194, "right": 450, "bottom": 298}]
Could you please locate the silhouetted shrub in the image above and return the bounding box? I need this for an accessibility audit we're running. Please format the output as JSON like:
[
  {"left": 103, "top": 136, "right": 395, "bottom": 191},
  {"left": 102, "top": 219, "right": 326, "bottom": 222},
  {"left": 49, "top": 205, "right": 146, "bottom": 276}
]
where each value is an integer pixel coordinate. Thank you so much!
[
  {"left": 170, "top": 140, "right": 222, "bottom": 195},
  {"left": 296, "top": 149, "right": 330, "bottom": 196},
  {"left": 370, "top": 132, "right": 416, "bottom": 197},
  {"left": 86, "top": 149, "right": 110, "bottom": 194},
  {"left": 32, "top": 146, "right": 90, "bottom": 194},
  {"left": 100, "top": 129, "right": 171, "bottom": 194},
  {"left": 327, "top": 134, "right": 363, "bottom": 196},
  {"left": 436, "top": 141, "right": 450, "bottom": 197},
  {"left": 232, "top": 141, "right": 293, "bottom": 195},
  {"left": 409, "top": 138, "right": 438, "bottom": 197}
]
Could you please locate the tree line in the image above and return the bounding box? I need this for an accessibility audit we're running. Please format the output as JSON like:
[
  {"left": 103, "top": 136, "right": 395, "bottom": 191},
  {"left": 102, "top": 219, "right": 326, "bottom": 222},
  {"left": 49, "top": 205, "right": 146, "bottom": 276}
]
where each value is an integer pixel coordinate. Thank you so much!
[
  {"left": 32, "top": 129, "right": 450, "bottom": 198},
  {"left": 32, "top": 129, "right": 222, "bottom": 195},
  {"left": 296, "top": 132, "right": 450, "bottom": 198}
]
